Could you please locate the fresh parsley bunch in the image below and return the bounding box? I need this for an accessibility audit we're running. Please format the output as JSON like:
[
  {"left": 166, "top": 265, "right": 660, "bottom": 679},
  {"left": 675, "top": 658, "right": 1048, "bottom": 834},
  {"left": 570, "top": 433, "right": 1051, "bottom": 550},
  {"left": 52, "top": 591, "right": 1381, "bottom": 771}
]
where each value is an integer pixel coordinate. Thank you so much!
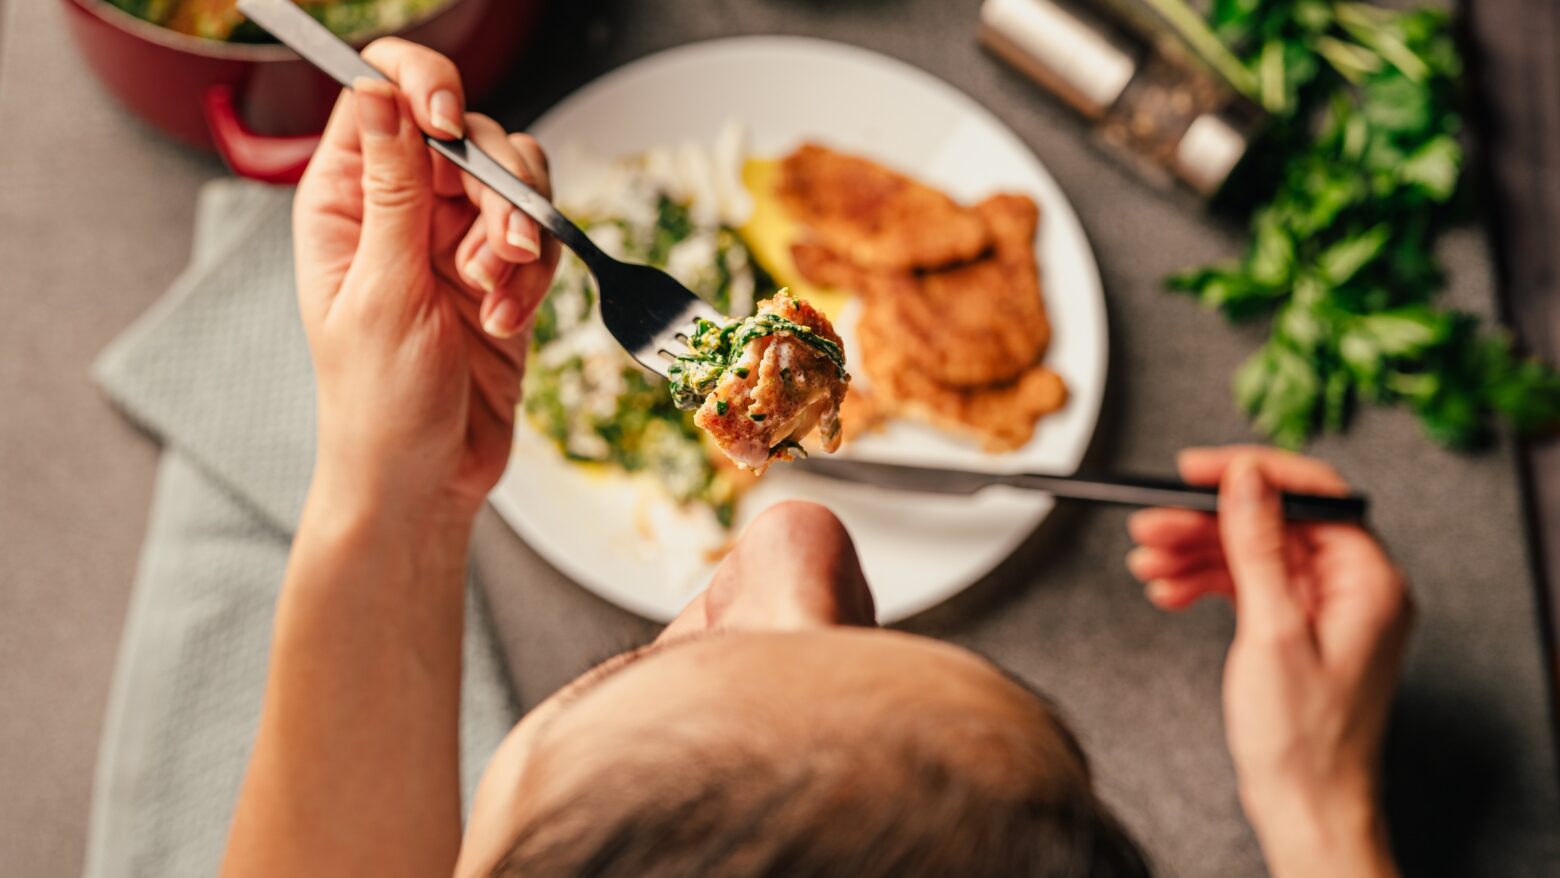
[{"left": 1167, "top": 0, "right": 1560, "bottom": 447}]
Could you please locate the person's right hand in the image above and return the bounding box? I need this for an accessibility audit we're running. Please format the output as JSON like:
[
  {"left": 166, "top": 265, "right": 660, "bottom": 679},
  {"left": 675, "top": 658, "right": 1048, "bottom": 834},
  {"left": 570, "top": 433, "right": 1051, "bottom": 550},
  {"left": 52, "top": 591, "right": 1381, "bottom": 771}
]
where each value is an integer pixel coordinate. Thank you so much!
[
  {"left": 292, "top": 38, "right": 558, "bottom": 528},
  {"left": 1126, "top": 446, "right": 1413, "bottom": 878}
]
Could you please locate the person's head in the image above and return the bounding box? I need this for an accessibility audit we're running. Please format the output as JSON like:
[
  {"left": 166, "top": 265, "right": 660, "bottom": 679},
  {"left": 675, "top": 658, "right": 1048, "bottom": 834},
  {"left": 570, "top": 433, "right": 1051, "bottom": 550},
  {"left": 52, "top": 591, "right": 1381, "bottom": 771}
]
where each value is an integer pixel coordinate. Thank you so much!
[{"left": 457, "top": 501, "right": 1149, "bottom": 877}]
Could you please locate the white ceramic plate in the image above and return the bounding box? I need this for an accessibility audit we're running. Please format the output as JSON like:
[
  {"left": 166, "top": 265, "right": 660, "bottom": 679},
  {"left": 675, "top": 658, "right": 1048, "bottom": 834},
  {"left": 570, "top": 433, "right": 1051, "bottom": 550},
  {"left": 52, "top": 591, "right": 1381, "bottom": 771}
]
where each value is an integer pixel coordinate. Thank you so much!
[{"left": 491, "top": 36, "right": 1108, "bottom": 623}]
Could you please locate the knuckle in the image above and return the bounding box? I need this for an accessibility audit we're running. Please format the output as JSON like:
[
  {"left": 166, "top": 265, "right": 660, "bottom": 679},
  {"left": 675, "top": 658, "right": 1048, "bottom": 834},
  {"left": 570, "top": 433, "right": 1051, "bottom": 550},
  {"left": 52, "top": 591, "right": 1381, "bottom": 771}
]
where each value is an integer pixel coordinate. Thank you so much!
[
  {"left": 361, "top": 36, "right": 412, "bottom": 61},
  {"left": 510, "top": 132, "right": 545, "bottom": 165},
  {"left": 1240, "top": 620, "right": 1306, "bottom": 653},
  {"left": 464, "top": 112, "right": 500, "bottom": 136},
  {"left": 362, "top": 168, "right": 424, "bottom": 210},
  {"left": 511, "top": 134, "right": 551, "bottom": 193},
  {"left": 1240, "top": 529, "right": 1287, "bottom": 565}
]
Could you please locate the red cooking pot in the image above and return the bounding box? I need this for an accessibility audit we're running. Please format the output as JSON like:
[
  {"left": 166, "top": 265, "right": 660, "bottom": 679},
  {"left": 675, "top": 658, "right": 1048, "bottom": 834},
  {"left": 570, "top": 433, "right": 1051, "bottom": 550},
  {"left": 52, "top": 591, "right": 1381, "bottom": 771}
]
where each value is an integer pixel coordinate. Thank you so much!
[{"left": 62, "top": 0, "right": 544, "bottom": 183}]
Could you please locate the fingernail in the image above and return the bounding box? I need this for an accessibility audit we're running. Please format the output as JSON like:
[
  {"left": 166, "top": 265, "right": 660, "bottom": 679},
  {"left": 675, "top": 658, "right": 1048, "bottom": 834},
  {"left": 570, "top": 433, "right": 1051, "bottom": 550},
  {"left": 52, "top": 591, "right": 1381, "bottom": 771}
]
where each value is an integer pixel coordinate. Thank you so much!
[
  {"left": 465, "top": 241, "right": 498, "bottom": 292},
  {"left": 483, "top": 296, "right": 521, "bottom": 338},
  {"left": 353, "top": 78, "right": 398, "bottom": 138},
  {"left": 1125, "top": 547, "right": 1149, "bottom": 575},
  {"left": 1146, "top": 580, "right": 1176, "bottom": 604},
  {"left": 506, "top": 212, "right": 540, "bottom": 257},
  {"left": 429, "top": 89, "right": 462, "bottom": 138}
]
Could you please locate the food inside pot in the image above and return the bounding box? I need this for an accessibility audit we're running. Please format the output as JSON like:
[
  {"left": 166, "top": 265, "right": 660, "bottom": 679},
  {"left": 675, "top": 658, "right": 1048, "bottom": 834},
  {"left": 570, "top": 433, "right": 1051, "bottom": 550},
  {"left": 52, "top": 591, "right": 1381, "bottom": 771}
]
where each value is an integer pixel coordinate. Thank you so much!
[{"left": 104, "top": 0, "right": 451, "bottom": 42}]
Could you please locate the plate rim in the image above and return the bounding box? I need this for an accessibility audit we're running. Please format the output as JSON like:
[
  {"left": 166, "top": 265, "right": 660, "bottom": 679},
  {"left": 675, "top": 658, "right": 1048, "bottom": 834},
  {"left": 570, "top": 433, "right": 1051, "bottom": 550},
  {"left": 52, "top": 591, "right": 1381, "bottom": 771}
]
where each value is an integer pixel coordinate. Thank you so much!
[{"left": 492, "top": 34, "right": 1110, "bottom": 623}]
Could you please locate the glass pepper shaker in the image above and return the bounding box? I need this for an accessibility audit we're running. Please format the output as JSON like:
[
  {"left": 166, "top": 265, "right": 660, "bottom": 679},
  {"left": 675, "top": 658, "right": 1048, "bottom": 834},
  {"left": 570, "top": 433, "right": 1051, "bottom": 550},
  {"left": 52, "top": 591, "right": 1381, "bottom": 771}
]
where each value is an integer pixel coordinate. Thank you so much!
[{"left": 980, "top": 0, "right": 1263, "bottom": 198}]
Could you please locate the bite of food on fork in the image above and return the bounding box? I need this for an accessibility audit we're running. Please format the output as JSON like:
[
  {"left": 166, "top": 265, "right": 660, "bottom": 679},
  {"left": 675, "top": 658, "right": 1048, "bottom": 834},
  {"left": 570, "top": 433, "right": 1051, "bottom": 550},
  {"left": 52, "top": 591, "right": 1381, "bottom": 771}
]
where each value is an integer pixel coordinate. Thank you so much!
[{"left": 668, "top": 292, "right": 850, "bottom": 474}]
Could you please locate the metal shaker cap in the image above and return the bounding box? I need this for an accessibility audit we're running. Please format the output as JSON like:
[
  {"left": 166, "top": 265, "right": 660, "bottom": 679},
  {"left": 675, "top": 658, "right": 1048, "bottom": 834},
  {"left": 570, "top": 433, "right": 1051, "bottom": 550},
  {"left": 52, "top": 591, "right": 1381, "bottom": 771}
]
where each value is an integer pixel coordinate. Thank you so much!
[
  {"left": 980, "top": 0, "right": 1138, "bottom": 119},
  {"left": 1175, "top": 112, "right": 1247, "bottom": 195}
]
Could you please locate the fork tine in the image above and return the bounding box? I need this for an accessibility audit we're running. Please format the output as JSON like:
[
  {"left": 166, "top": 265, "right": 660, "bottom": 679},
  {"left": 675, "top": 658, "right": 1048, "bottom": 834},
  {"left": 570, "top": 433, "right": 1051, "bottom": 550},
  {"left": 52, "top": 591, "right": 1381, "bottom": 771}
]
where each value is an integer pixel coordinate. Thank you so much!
[{"left": 594, "top": 259, "right": 726, "bottom": 380}]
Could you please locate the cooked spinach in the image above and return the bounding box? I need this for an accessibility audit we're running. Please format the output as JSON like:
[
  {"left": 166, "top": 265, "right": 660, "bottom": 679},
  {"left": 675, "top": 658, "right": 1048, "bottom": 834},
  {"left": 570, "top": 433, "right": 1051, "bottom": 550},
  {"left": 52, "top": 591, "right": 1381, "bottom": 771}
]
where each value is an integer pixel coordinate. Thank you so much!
[
  {"left": 1165, "top": 0, "right": 1560, "bottom": 447},
  {"left": 525, "top": 186, "right": 773, "bottom": 528},
  {"left": 666, "top": 306, "right": 848, "bottom": 412}
]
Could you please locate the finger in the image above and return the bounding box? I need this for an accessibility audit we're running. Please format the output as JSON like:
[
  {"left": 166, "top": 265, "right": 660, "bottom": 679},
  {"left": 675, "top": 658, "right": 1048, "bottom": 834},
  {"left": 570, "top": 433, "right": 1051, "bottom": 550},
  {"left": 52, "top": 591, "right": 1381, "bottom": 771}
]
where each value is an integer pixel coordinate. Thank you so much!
[
  {"left": 453, "top": 219, "right": 534, "bottom": 340},
  {"left": 1179, "top": 445, "right": 1350, "bottom": 495},
  {"left": 1219, "top": 454, "right": 1310, "bottom": 641},
  {"left": 1144, "top": 571, "right": 1235, "bottom": 611},
  {"left": 301, "top": 88, "right": 362, "bottom": 192},
  {"left": 489, "top": 218, "right": 563, "bottom": 340},
  {"left": 510, "top": 133, "right": 553, "bottom": 199},
  {"left": 1127, "top": 507, "right": 1219, "bottom": 549},
  {"left": 1126, "top": 545, "right": 1226, "bottom": 582},
  {"left": 293, "top": 89, "right": 363, "bottom": 319},
  {"left": 351, "top": 78, "right": 434, "bottom": 281},
  {"left": 430, "top": 150, "right": 466, "bottom": 198},
  {"left": 361, "top": 37, "right": 464, "bottom": 139},
  {"left": 460, "top": 115, "right": 544, "bottom": 263},
  {"left": 1309, "top": 523, "right": 1412, "bottom": 656},
  {"left": 454, "top": 217, "right": 516, "bottom": 308}
]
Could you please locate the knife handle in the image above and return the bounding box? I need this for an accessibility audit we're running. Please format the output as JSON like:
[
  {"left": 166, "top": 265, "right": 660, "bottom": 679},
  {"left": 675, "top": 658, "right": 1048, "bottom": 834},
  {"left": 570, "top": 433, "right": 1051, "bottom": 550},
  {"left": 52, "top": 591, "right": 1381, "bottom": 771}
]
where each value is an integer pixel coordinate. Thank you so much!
[{"left": 1005, "top": 472, "right": 1368, "bottom": 523}]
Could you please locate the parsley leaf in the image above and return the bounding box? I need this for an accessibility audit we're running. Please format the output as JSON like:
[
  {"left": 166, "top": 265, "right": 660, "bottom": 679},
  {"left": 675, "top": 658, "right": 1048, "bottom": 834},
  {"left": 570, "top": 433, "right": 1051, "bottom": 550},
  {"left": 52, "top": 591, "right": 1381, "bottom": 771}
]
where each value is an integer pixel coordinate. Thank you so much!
[{"left": 1165, "top": 0, "right": 1559, "bottom": 447}]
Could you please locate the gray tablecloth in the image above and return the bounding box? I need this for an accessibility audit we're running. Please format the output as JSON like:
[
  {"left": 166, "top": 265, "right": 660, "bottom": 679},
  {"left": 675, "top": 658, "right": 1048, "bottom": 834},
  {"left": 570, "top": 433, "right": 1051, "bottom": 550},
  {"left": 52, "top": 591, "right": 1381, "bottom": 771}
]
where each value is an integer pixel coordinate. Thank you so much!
[{"left": 2, "top": 0, "right": 1557, "bottom": 875}]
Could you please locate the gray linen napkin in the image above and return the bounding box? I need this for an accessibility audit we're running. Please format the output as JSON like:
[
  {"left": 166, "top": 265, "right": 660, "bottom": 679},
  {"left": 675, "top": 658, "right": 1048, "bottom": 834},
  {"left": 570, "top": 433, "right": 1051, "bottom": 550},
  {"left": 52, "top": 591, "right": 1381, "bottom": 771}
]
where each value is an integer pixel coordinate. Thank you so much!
[{"left": 83, "top": 180, "right": 520, "bottom": 878}]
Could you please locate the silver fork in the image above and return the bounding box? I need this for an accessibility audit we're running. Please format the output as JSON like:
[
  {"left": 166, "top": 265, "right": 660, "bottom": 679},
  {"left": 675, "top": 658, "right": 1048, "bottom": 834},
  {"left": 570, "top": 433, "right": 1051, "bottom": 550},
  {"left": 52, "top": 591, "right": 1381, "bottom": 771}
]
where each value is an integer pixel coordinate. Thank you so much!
[{"left": 237, "top": 0, "right": 723, "bottom": 377}]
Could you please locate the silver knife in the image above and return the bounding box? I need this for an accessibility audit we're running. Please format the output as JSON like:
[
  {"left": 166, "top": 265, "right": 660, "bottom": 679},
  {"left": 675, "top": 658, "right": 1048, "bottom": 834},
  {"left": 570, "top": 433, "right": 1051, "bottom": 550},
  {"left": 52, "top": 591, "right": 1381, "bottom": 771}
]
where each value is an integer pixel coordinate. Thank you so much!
[{"left": 797, "top": 458, "right": 1367, "bottom": 522}]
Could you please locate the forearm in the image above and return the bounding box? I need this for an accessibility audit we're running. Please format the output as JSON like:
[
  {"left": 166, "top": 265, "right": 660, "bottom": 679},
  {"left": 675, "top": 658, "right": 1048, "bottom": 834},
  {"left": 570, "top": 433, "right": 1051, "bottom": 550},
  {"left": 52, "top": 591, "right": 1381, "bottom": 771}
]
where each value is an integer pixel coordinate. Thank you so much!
[
  {"left": 223, "top": 481, "right": 471, "bottom": 878},
  {"left": 1247, "top": 785, "right": 1399, "bottom": 878}
]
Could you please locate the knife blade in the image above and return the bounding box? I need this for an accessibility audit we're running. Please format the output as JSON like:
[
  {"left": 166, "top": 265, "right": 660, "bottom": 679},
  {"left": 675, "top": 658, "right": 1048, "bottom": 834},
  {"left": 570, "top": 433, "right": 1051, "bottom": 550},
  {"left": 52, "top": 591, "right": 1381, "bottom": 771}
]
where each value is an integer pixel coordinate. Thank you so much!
[{"left": 796, "top": 458, "right": 1368, "bottom": 522}]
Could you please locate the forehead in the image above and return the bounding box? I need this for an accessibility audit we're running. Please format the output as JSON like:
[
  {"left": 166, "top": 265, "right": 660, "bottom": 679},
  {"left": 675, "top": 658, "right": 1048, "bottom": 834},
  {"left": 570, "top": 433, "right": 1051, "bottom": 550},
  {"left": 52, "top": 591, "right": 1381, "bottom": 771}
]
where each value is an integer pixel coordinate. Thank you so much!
[{"left": 538, "top": 629, "right": 1046, "bottom": 757}]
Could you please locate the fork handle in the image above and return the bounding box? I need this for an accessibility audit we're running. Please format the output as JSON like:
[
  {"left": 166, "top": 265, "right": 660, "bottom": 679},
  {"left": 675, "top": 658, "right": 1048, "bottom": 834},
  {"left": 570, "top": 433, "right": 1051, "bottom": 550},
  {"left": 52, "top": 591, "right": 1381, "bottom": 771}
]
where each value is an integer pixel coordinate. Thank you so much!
[{"left": 420, "top": 136, "right": 610, "bottom": 270}]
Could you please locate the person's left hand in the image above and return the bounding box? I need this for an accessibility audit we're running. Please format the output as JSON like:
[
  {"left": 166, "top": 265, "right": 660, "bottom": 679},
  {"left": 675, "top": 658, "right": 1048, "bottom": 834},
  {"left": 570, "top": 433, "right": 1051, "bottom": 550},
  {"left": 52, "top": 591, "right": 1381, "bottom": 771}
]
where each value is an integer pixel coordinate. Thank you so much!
[{"left": 293, "top": 38, "right": 559, "bottom": 525}]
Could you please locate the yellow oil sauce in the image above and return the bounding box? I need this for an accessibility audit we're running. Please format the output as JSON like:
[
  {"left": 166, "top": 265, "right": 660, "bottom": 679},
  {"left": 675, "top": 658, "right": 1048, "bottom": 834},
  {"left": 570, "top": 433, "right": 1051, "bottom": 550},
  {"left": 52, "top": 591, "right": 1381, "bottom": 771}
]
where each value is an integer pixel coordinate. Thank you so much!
[{"left": 736, "top": 158, "right": 852, "bottom": 319}]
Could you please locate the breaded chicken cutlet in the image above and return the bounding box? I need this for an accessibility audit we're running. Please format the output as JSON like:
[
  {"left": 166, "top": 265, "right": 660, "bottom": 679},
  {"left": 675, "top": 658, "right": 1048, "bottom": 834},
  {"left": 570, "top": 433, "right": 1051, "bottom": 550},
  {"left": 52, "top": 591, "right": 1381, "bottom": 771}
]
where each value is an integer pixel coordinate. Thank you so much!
[
  {"left": 857, "top": 313, "right": 1068, "bottom": 452},
  {"left": 776, "top": 143, "right": 1068, "bottom": 452},
  {"left": 669, "top": 294, "right": 849, "bottom": 474},
  {"left": 778, "top": 144, "right": 991, "bottom": 272},
  {"left": 795, "top": 193, "right": 1051, "bottom": 389}
]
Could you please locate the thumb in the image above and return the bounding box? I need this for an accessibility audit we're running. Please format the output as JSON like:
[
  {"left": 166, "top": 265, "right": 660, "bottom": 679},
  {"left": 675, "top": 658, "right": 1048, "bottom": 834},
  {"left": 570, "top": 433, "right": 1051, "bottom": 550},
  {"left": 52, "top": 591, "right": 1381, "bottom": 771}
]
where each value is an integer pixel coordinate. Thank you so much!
[
  {"left": 351, "top": 77, "right": 433, "bottom": 274},
  {"left": 1220, "top": 455, "right": 1307, "bottom": 640}
]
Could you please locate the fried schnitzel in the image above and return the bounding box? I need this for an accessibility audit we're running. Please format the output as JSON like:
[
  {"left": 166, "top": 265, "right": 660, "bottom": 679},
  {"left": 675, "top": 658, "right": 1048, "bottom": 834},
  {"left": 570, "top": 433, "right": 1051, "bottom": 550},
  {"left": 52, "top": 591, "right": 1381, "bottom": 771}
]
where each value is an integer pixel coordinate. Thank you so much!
[
  {"left": 795, "top": 194, "right": 1050, "bottom": 388},
  {"left": 770, "top": 144, "right": 1068, "bottom": 453},
  {"left": 778, "top": 144, "right": 991, "bottom": 271},
  {"left": 857, "top": 313, "right": 1068, "bottom": 452}
]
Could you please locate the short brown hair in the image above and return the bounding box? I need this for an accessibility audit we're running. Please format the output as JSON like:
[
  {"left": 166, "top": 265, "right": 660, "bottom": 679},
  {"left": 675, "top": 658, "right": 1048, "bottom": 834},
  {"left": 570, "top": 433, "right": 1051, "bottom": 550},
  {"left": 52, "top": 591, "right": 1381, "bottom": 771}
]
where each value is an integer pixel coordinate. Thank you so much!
[{"left": 490, "top": 691, "right": 1150, "bottom": 878}]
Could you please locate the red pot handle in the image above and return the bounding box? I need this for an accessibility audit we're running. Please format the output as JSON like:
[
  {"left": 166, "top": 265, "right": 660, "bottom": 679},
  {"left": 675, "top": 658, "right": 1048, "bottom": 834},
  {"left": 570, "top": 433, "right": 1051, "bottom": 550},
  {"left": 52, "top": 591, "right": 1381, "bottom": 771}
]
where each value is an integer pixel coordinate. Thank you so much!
[{"left": 204, "top": 84, "right": 320, "bottom": 185}]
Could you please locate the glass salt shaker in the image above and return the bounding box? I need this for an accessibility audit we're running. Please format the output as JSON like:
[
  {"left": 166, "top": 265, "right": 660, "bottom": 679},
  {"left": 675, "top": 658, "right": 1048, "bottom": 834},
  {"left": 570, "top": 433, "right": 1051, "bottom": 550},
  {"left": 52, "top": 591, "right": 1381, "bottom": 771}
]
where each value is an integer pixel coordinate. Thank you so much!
[{"left": 980, "top": 0, "right": 1263, "bottom": 198}]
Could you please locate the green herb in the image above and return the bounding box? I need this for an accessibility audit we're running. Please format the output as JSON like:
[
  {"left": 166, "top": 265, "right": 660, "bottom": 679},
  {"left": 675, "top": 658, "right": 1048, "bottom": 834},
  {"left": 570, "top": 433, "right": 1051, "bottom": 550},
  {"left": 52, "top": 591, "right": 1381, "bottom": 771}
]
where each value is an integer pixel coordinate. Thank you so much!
[
  {"left": 648, "top": 195, "right": 695, "bottom": 265},
  {"left": 1164, "top": 0, "right": 1560, "bottom": 448},
  {"left": 666, "top": 299, "right": 848, "bottom": 412},
  {"left": 716, "top": 400, "right": 729, "bottom": 416},
  {"left": 749, "top": 413, "right": 766, "bottom": 422},
  {"left": 771, "top": 438, "right": 808, "bottom": 459}
]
